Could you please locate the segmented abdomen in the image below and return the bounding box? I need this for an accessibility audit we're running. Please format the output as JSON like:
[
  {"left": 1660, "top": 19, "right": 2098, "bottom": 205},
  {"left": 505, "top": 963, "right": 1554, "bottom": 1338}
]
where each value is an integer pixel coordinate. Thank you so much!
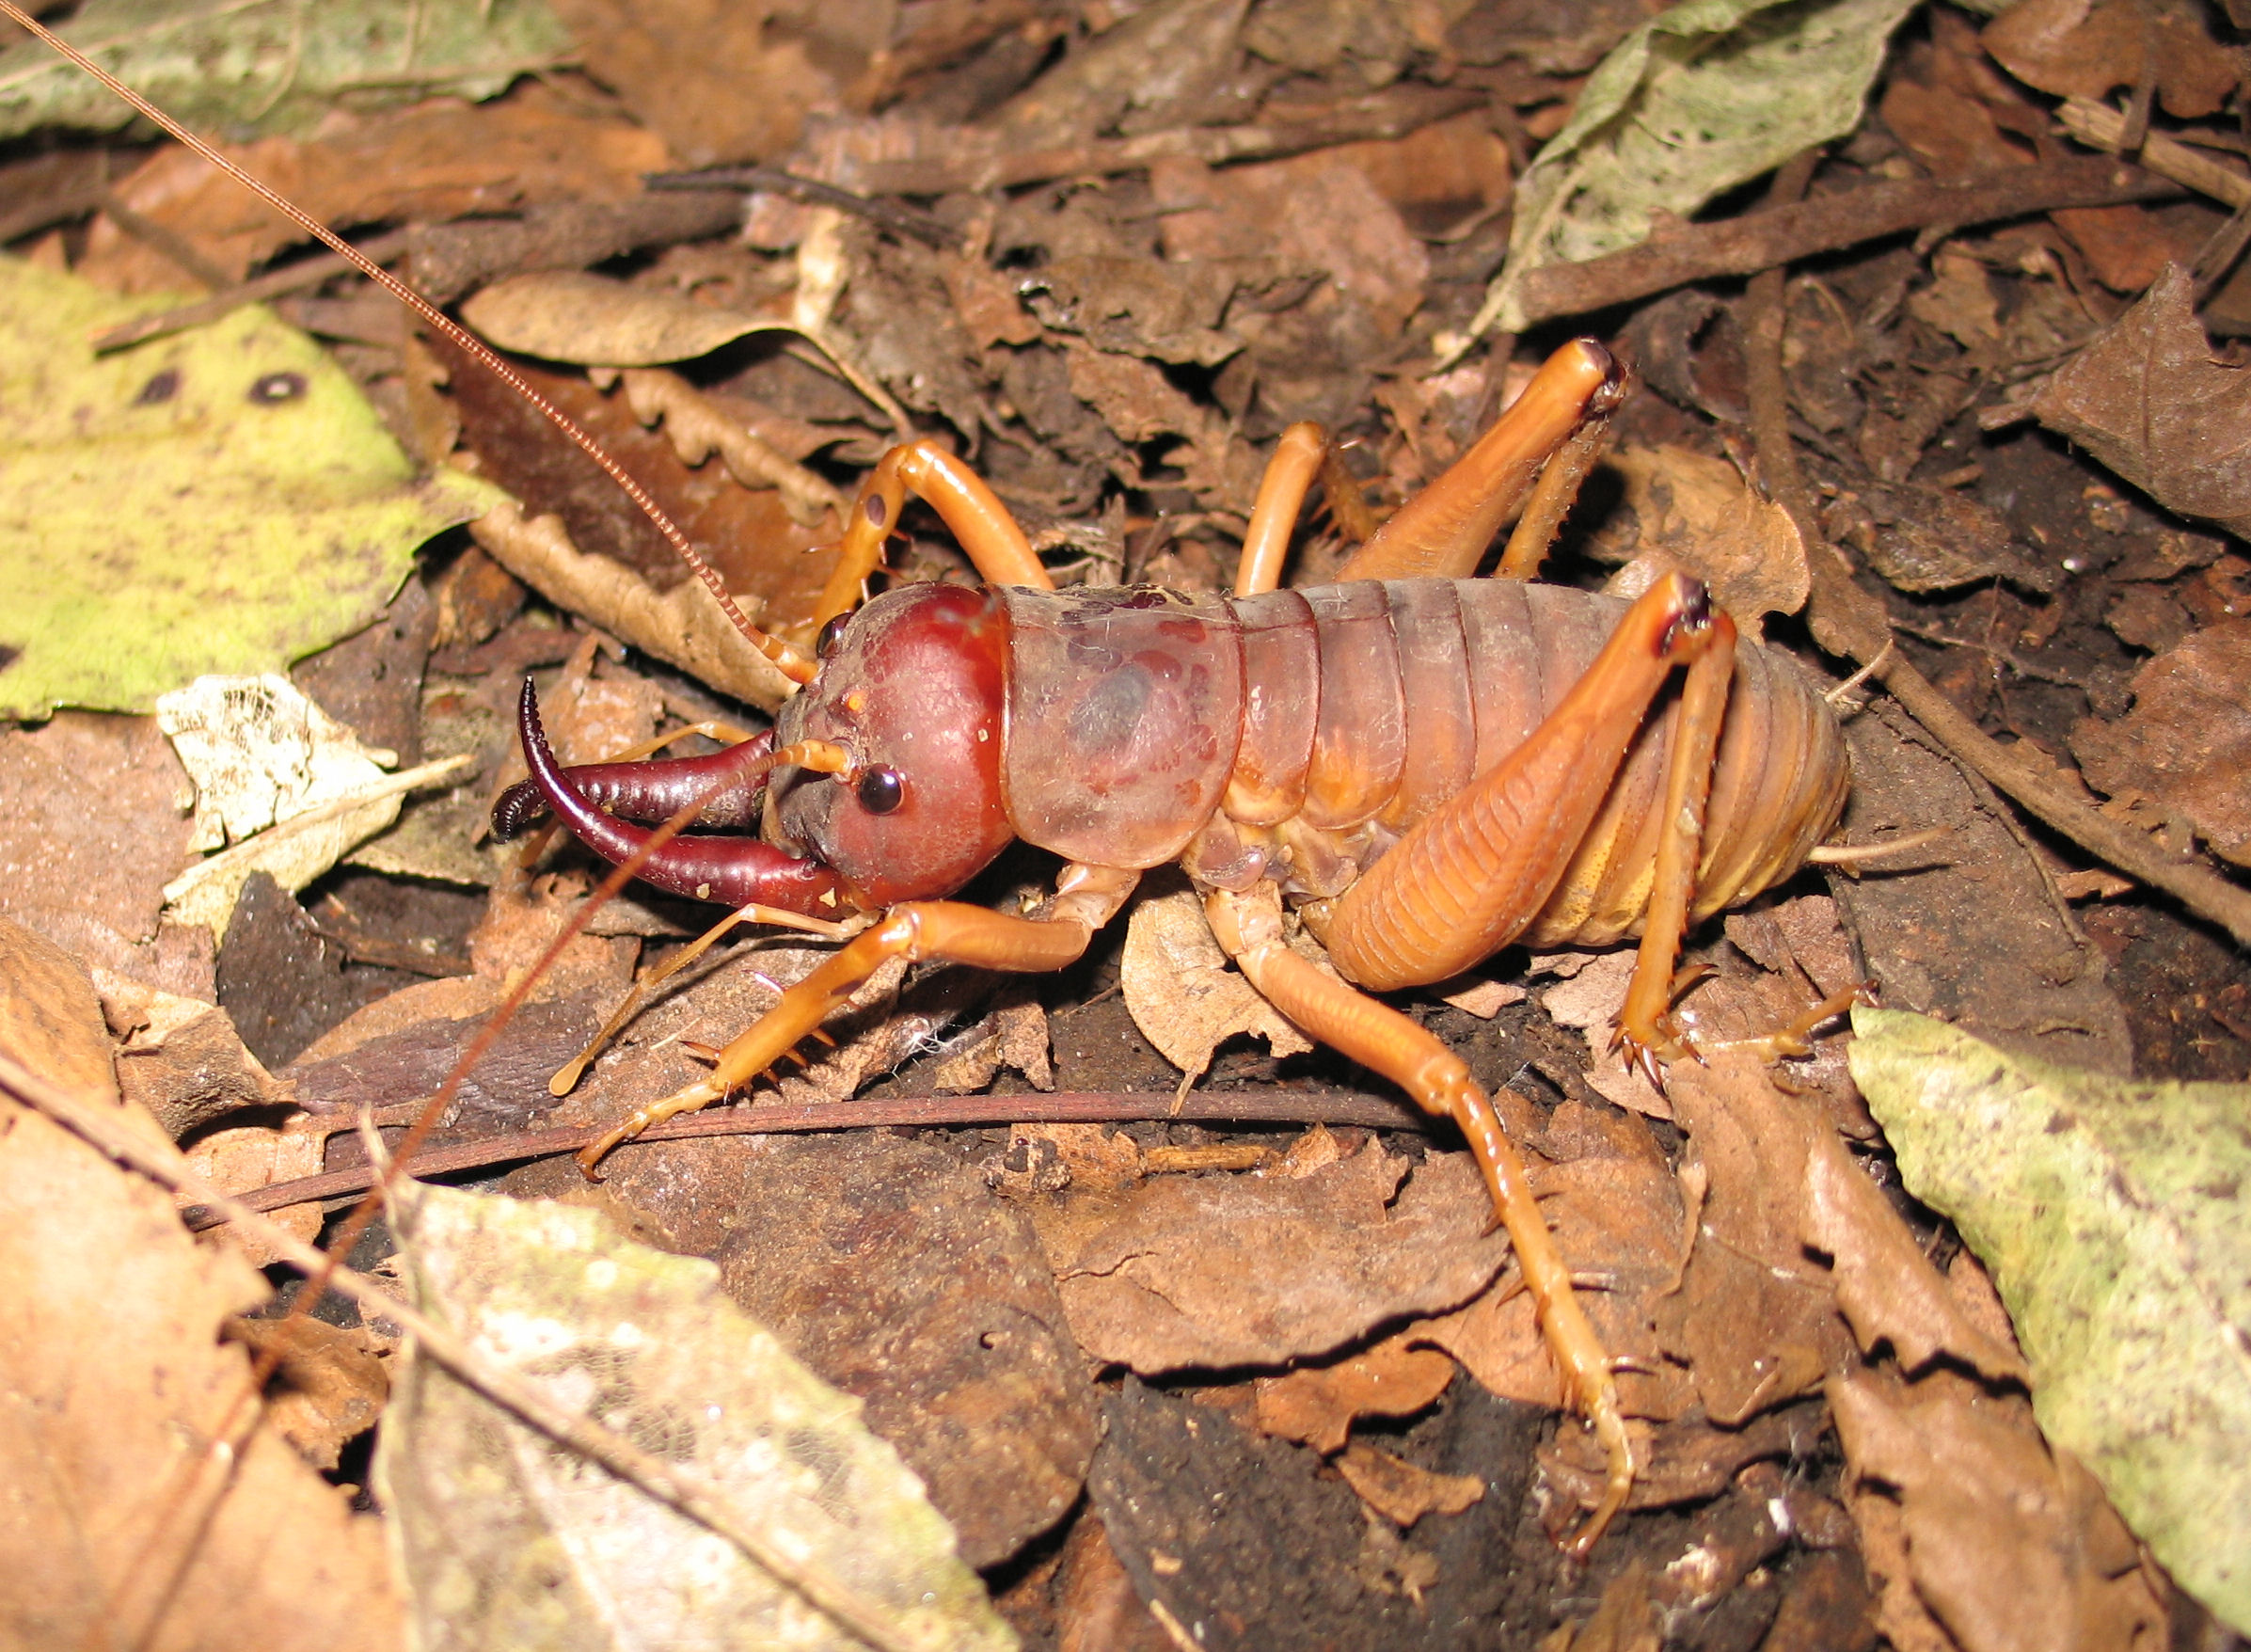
[{"left": 998, "top": 580, "right": 1847, "bottom": 947}]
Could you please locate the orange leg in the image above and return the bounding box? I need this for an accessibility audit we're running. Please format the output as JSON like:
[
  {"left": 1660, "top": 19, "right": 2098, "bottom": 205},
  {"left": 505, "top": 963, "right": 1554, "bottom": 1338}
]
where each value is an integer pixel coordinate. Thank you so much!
[
  {"left": 1204, "top": 883, "right": 1633, "bottom": 1556},
  {"left": 577, "top": 865, "right": 1138, "bottom": 1174},
  {"left": 1615, "top": 611, "right": 1736, "bottom": 1077},
  {"left": 1314, "top": 572, "right": 1725, "bottom": 993},
  {"left": 816, "top": 439, "right": 1053, "bottom": 629},
  {"left": 1234, "top": 422, "right": 1327, "bottom": 597},
  {"left": 1336, "top": 340, "right": 1624, "bottom": 584},
  {"left": 1494, "top": 403, "right": 1618, "bottom": 580}
]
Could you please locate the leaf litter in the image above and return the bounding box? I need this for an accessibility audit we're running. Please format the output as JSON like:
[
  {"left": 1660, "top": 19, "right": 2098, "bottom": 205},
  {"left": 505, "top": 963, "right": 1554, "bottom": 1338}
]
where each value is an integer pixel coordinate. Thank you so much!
[{"left": 6, "top": 0, "right": 2251, "bottom": 1643}]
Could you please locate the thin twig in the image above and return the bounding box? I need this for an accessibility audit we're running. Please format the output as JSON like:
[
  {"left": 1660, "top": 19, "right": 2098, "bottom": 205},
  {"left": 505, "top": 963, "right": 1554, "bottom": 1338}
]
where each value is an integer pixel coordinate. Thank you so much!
[
  {"left": 644, "top": 165, "right": 960, "bottom": 249},
  {"left": 90, "top": 229, "right": 413, "bottom": 351},
  {"left": 186, "top": 1088, "right": 1432, "bottom": 1226},
  {"left": 2056, "top": 96, "right": 2251, "bottom": 209},
  {"left": 1739, "top": 154, "right": 2251, "bottom": 947},
  {"left": 0, "top": 1052, "right": 935, "bottom": 1652},
  {"left": 848, "top": 85, "right": 1483, "bottom": 195},
  {"left": 1508, "top": 153, "right": 2178, "bottom": 330}
]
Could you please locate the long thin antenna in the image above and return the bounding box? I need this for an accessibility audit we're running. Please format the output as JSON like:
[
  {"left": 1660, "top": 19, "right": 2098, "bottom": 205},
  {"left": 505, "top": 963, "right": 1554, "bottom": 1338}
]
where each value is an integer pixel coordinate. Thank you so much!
[{"left": 1, "top": 0, "right": 818, "bottom": 688}]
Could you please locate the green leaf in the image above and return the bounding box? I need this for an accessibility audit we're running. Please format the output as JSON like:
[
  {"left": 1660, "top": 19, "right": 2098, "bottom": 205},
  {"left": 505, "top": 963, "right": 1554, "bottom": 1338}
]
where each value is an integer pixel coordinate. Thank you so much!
[
  {"left": 0, "top": 0, "right": 573, "bottom": 141},
  {"left": 0, "top": 257, "right": 504, "bottom": 721},
  {"left": 1472, "top": 0, "right": 1918, "bottom": 338},
  {"left": 1847, "top": 1008, "right": 2251, "bottom": 1634},
  {"left": 374, "top": 1184, "right": 1018, "bottom": 1652}
]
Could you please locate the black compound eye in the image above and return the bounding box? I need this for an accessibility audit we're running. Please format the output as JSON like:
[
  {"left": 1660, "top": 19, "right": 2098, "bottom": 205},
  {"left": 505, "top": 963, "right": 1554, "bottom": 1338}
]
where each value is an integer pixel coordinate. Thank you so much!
[
  {"left": 856, "top": 767, "right": 904, "bottom": 814},
  {"left": 816, "top": 612, "right": 851, "bottom": 659}
]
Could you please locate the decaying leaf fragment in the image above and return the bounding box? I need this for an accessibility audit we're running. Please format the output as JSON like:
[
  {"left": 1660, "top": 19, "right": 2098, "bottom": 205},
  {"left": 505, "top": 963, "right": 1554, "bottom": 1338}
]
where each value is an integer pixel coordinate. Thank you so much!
[
  {"left": 155, "top": 675, "right": 474, "bottom": 935},
  {"left": 2030, "top": 264, "right": 2251, "bottom": 539},
  {"left": 2070, "top": 619, "right": 2251, "bottom": 867},
  {"left": 1847, "top": 1008, "right": 2251, "bottom": 1634},
  {"left": 375, "top": 1183, "right": 1015, "bottom": 1652},
  {"left": 1596, "top": 444, "right": 1808, "bottom": 635},
  {"left": 1121, "top": 885, "right": 1312, "bottom": 1087}
]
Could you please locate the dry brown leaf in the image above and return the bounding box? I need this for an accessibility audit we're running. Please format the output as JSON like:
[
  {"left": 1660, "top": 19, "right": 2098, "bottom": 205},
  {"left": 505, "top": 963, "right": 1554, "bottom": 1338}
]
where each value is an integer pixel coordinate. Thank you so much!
[
  {"left": 1410, "top": 1098, "right": 1691, "bottom": 1421},
  {"left": 0, "top": 924, "right": 404, "bottom": 1650},
  {"left": 1042, "top": 1140, "right": 1512, "bottom": 1372},
  {"left": 1822, "top": 481, "right": 2055, "bottom": 596},
  {"left": 1598, "top": 446, "right": 1809, "bottom": 635},
  {"left": 617, "top": 368, "right": 847, "bottom": 528},
  {"left": 0, "top": 918, "right": 131, "bottom": 1111},
  {"left": 1062, "top": 342, "right": 1263, "bottom": 511},
  {"left": 463, "top": 271, "right": 783, "bottom": 367},
  {"left": 1322, "top": 111, "right": 1514, "bottom": 228},
  {"left": 2030, "top": 264, "right": 2251, "bottom": 539},
  {"left": 1983, "top": 0, "right": 2242, "bottom": 120},
  {"left": 1007, "top": 1121, "right": 1147, "bottom": 1192},
  {"left": 2050, "top": 203, "right": 2197, "bottom": 294},
  {"left": 929, "top": 996, "right": 1054, "bottom": 1093},
  {"left": 1878, "top": 77, "right": 2030, "bottom": 178},
  {"left": 1153, "top": 151, "right": 1428, "bottom": 338},
  {"left": 1802, "top": 1129, "right": 2030, "bottom": 1384},
  {"left": 183, "top": 1120, "right": 327, "bottom": 1265},
  {"left": 93, "top": 967, "right": 288, "bottom": 1139},
  {"left": 1541, "top": 1402, "right": 1827, "bottom": 1519},
  {"left": 1121, "top": 885, "right": 1311, "bottom": 1086},
  {"left": 2070, "top": 619, "right": 2251, "bottom": 866},
  {"left": 1832, "top": 1368, "right": 2168, "bottom": 1652},
  {"left": 1334, "top": 1442, "right": 1485, "bottom": 1528},
  {"left": 1251, "top": 1330, "right": 1458, "bottom": 1453},
  {"left": 0, "top": 713, "right": 214, "bottom": 999},
  {"left": 469, "top": 500, "right": 801, "bottom": 712},
  {"left": 1535, "top": 947, "right": 1672, "bottom": 1120},
  {"left": 78, "top": 93, "right": 668, "bottom": 293},
  {"left": 552, "top": 0, "right": 887, "bottom": 168},
  {"left": 225, "top": 1316, "right": 392, "bottom": 1472},
  {"left": 713, "top": 1131, "right": 1100, "bottom": 1570},
  {"left": 1655, "top": 1051, "right": 1856, "bottom": 1426},
  {"left": 1435, "top": 974, "right": 1527, "bottom": 1018}
]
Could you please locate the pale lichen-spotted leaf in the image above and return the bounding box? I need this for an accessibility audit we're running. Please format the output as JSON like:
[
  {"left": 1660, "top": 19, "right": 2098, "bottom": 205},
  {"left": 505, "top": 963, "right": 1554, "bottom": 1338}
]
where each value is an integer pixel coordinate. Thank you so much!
[
  {"left": 0, "top": 258, "right": 504, "bottom": 720},
  {"left": 1473, "top": 0, "right": 1919, "bottom": 338},
  {"left": 373, "top": 1184, "right": 1016, "bottom": 1652},
  {"left": 1847, "top": 1008, "right": 2251, "bottom": 1635},
  {"left": 0, "top": 0, "right": 572, "bottom": 140}
]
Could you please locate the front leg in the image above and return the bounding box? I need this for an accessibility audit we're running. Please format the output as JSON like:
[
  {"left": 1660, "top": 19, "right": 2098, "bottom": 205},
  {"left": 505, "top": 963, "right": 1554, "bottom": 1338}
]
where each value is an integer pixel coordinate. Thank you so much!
[
  {"left": 1203, "top": 883, "right": 1634, "bottom": 1555},
  {"left": 577, "top": 865, "right": 1139, "bottom": 1175}
]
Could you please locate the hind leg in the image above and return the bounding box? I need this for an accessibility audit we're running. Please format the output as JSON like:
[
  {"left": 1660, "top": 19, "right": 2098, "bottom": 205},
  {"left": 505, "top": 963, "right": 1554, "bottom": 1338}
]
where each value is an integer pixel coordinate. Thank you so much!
[{"left": 1204, "top": 882, "right": 1633, "bottom": 1555}]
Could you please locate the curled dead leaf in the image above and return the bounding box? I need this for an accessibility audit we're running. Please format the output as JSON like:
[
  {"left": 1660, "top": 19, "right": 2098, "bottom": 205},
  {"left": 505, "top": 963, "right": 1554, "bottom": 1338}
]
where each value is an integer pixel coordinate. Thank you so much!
[{"left": 1121, "top": 885, "right": 1313, "bottom": 1086}]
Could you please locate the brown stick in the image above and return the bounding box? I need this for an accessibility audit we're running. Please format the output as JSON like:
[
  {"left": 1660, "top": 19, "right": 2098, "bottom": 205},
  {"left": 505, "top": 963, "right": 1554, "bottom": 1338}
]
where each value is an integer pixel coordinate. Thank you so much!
[
  {"left": 1514, "top": 154, "right": 2178, "bottom": 329},
  {"left": 1740, "top": 159, "right": 2251, "bottom": 948},
  {"left": 182, "top": 1088, "right": 1434, "bottom": 1227},
  {"left": 848, "top": 85, "right": 1483, "bottom": 195}
]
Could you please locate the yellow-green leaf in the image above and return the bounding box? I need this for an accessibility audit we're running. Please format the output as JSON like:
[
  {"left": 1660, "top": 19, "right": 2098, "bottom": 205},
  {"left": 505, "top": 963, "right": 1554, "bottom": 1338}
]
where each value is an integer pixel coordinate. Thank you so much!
[
  {"left": 1847, "top": 1008, "right": 2251, "bottom": 1634},
  {"left": 0, "top": 257, "right": 503, "bottom": 721},
  {"left": 1474, "top": 0, "right": 1917, "bottom": 338},
  {"left": 0, "top": 0, "right": 571, "bottom": 140}
]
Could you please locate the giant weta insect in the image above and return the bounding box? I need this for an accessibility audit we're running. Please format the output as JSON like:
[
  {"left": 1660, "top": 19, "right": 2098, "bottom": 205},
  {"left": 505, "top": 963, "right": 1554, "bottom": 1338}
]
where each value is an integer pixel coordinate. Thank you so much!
[
  {"left": 14, "top": 3, "right": 1853, "bottom": 1558},
  {"left": 490, "top": 339, "right": 1854, "bottom": 1551}
]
